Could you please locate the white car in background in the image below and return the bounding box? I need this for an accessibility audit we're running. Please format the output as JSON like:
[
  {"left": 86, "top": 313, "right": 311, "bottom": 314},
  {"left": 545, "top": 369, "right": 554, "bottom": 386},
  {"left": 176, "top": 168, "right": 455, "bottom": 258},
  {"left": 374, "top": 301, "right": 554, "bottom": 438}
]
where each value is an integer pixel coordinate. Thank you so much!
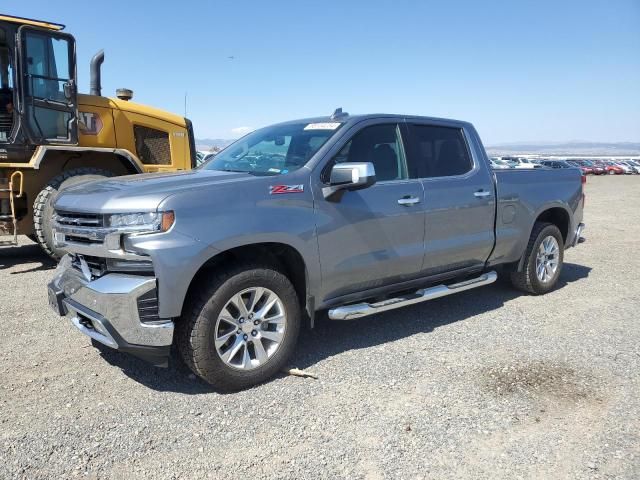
[
  {"left": 513, "top": 158, "right": 542, "bottom": 168},
  {"left": 613, "top": 162, "right": 634, "bottom": 174},
  {"left": 196, "top": 151, "right": 217, "bottom": 167},
  {"left": 489, "top": 158, "right": 512, "bottom": 169},
  {"left": 620, "top": 161, "right": 640, "bottom": 174}
]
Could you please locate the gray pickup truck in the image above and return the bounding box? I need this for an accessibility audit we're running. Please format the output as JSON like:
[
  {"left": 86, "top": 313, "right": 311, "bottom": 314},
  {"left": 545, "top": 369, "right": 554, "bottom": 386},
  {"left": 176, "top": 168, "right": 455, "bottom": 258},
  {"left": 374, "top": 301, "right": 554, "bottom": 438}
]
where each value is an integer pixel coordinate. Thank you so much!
[{"left": 48, "top": 112, "right": 585, "bottom": 390}]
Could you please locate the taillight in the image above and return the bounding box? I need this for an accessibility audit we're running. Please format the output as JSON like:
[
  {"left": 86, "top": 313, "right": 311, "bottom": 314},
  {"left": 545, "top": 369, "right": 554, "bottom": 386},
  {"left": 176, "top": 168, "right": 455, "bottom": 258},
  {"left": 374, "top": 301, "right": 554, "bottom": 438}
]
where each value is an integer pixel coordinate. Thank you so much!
[{"left": 581, "top": 175, "right": 586, "bottom": 206}]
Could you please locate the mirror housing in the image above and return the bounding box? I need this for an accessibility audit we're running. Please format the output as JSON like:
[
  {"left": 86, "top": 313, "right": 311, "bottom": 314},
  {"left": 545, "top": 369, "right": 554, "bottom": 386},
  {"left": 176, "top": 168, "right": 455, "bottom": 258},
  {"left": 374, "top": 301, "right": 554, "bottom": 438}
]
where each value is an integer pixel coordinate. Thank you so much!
[{"left": 323, "top": 162, "right": 376, "bottom": 200}]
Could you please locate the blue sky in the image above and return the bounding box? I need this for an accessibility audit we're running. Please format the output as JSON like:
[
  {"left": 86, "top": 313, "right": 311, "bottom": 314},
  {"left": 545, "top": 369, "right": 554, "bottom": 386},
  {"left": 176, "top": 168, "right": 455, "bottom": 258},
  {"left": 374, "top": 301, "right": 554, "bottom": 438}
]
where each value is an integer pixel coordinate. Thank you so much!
[{"left": 8, "top": 0, "right": 640, "bottom": 144}]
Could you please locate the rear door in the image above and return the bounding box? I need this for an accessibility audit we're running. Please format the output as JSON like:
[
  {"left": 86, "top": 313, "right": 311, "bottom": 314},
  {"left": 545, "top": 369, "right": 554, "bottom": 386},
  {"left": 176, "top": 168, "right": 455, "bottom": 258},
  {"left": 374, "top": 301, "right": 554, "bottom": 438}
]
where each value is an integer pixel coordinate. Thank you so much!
[
  {"left": 405, "top": 122, "right": 495, "bottom": 276},
  {"left": 17, "top": 26, "right": 77, "bottom": 144}
]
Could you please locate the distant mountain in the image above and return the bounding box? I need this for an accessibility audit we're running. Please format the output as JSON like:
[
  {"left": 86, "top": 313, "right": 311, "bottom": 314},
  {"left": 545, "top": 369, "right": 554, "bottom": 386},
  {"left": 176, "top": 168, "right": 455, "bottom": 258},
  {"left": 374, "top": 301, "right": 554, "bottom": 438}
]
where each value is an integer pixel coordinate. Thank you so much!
[
  {"left": 195, "top": 138, "right": 234, "bottom": 151},
  {"left": 486, "top": 141, "right": 640, "bottom": 156}
]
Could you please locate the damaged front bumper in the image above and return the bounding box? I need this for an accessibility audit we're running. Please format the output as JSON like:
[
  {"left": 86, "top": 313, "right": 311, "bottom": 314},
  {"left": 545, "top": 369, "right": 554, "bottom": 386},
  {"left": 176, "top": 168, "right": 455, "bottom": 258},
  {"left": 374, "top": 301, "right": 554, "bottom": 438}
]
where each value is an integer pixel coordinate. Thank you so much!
[{"left": 47, "top": 255, "right": 174, "bottom": 366}]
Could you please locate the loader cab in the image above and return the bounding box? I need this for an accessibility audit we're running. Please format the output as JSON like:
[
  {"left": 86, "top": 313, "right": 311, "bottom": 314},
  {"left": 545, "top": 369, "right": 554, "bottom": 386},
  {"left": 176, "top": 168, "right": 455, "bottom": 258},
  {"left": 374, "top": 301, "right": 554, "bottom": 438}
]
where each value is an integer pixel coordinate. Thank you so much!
[{"left": 0, "top": 15, "right": 77, "bottom": 156}]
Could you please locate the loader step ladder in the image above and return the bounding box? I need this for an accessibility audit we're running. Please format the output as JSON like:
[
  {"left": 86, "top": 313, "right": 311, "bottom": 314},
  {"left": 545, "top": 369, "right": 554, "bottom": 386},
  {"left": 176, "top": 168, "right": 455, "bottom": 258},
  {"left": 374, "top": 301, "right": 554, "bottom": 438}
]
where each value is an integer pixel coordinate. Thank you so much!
[{"left": 0, "top": 171, "right": 24, "bottom": 246}]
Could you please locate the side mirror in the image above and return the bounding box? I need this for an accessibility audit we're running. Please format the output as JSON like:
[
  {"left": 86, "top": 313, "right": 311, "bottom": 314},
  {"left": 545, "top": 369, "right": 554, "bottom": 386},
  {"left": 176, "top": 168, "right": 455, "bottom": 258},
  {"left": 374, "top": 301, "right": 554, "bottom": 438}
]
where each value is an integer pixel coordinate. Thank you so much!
[{"left": 323, "top": 162, "right": 376, "bottom": 200}]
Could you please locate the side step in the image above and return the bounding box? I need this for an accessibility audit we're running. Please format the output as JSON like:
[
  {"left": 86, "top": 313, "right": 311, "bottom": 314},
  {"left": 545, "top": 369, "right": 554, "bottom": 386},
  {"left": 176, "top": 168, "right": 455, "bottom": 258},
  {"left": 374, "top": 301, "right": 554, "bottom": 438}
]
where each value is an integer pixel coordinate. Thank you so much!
[{"left": 328, "top": 271, "right": 498, "bottom": 320}]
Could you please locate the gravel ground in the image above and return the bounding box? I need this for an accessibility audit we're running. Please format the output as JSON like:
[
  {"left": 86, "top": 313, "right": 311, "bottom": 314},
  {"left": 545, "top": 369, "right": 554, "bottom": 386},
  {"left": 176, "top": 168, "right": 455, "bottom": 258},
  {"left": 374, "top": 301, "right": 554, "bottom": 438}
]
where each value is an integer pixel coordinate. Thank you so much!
[{"left": 1, "top": 176, "right": 639, "bottom": 479}]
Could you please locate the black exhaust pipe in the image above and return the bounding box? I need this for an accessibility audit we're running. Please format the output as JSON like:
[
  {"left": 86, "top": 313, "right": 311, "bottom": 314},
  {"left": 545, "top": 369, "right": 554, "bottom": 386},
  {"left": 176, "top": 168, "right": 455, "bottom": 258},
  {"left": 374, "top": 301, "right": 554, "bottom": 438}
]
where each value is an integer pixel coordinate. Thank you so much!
[{"left": 89, "top": 50, "right": 104, "bottom": 96}]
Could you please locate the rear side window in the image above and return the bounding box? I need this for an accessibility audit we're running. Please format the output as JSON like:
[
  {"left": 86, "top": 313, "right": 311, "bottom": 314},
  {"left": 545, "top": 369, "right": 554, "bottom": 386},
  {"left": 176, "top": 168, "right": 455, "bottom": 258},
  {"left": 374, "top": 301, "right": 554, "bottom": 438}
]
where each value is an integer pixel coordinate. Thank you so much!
[{"left": 407, "top": 125, "right": 473, "bottom": 178}]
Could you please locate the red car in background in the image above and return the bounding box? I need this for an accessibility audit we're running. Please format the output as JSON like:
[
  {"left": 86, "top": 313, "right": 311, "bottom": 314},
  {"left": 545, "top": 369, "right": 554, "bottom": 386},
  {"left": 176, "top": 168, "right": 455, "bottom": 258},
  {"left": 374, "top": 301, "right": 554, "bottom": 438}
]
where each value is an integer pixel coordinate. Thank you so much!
[
  {"left": 592, "top": 161, "right": 623, "bottom": 175},
  {"left": 575, "top": 160, "right": 606, "bottom": 175},
  {"left": 567, "top": 160, "right": 594, "bottom": 175},
  {"left": 600, "top": 162, "right": 625, "bottom": 175}
]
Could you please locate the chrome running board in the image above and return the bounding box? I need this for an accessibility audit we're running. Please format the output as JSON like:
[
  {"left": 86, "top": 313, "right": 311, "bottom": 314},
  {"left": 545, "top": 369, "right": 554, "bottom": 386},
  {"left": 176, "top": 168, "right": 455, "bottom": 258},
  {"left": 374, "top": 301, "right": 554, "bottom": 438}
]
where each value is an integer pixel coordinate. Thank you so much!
[{"left": 328, "top": 271, "right": 497, "bottom": 320}]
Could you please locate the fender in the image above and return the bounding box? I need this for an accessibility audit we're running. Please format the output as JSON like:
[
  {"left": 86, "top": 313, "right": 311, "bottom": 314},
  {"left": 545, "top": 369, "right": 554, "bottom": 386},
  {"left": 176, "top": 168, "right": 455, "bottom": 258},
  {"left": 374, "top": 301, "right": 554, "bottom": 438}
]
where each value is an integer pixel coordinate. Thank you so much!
[{"left": 31, "top": 145, "right": 144, "bottom": 173}]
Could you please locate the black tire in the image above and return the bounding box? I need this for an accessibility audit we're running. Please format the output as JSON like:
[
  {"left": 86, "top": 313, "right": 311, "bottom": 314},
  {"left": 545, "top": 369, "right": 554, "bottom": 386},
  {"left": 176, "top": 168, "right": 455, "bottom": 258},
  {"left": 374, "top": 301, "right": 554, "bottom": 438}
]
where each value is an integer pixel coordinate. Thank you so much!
[
  {"left": 176, "top": 263, "right": 301, "bottom": 391},
  {"left": 33, "top": 168, "right": 114, "bottom": 259},
  {"left": 510, "top": 222, "right": 564, "bottom": 295}
]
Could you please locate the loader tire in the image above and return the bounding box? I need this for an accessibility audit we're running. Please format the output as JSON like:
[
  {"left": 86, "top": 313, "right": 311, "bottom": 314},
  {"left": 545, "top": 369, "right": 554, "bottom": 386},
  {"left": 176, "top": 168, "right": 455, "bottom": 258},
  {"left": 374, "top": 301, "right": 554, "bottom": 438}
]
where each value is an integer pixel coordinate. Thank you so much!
[{"left": 33, "top": 168, "right": 114, "bottom": 259}]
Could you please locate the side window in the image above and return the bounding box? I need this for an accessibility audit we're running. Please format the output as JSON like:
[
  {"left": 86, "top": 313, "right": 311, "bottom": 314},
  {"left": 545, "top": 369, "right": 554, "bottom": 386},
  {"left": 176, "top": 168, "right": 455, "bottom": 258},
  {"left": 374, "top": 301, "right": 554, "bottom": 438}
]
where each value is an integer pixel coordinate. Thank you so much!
[
  {"left": 24, "top": 31, "right": 71, "bottom": 102},
  {"left": 0, "top": 29, "right": 14, "bottom": 142},
  {"left": 329, "top": 124, "right": 407, "bottom": 182},
  {"left": 407, "top": 125, "right": 473, "bottom": 178}
]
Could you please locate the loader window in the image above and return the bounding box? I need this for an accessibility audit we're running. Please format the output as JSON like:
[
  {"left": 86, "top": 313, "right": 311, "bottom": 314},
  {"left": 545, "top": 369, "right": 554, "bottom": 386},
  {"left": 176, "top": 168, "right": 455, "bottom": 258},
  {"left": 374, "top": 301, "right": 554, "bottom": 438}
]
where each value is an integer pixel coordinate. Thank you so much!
[
  {"left": 0, "top": 29, "right": 14, "bottom": 142},
  {"left": 24, "top": 32, "right": 70, "bottom": 102},
  {"left": 22, "top": 29, "right": 75, "bottom": 142}
]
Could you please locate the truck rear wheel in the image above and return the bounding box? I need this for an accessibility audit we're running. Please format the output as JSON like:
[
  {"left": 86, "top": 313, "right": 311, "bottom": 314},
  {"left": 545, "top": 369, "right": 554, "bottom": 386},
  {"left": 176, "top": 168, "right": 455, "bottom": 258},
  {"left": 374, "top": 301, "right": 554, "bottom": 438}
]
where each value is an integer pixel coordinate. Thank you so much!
[
  {"left": 510, "top": 222, "right": 564, "bottom": 295},
  {"left": 33, "top": 168, "right": 114, "bottom": 259},
  {"left": 177, "top": 263, "right": 301, "bottom": 391}
]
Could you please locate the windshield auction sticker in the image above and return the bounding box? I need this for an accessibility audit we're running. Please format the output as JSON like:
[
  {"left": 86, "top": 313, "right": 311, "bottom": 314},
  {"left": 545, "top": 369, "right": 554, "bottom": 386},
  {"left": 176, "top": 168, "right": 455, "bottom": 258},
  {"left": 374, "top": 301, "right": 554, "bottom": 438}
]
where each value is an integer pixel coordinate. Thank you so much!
[{"left": 304, "top": 122, "right": 341, "bottom": 130}]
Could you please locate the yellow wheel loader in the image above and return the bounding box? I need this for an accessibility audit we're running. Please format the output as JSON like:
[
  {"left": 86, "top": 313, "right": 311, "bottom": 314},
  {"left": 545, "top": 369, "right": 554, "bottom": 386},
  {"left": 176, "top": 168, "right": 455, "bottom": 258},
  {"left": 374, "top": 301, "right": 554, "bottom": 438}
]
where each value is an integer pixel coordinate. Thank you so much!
[{"left": 0, "top": 14, "right": 196, "bottom": 258}]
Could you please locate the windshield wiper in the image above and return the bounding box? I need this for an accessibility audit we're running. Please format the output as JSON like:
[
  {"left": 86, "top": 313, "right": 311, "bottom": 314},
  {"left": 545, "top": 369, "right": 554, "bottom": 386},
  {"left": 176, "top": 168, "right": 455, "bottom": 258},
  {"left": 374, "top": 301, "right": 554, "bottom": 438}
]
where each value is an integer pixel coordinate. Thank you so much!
[{"left": 218, "top": 168, "right": 250, "bottom": 173}]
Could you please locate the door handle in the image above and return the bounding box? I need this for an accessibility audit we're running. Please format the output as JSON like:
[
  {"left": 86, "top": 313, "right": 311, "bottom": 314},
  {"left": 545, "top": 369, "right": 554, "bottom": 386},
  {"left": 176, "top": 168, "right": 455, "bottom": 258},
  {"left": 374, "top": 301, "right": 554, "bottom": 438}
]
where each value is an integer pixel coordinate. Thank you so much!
[
  {"left": 398, "top": 196, "right": 420, "bottom": 206},
  {"left": 474, "top": 190, "right": 491, "bottom": 198}
]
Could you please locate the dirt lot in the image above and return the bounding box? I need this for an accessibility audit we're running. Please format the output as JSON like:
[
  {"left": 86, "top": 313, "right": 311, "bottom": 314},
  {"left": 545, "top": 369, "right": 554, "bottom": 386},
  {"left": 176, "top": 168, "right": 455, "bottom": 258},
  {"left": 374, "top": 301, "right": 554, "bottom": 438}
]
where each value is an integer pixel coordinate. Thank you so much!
[{"left": 1, "top": 176, "right": 639, "bottom": 479}]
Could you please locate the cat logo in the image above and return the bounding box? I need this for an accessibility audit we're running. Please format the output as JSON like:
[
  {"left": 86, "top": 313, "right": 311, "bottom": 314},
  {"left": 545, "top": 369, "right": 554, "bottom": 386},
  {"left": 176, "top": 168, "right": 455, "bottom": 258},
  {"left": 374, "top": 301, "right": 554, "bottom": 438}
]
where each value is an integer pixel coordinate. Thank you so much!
[{"left": 78, "top": 111, "right": 103, "bottom": 135}]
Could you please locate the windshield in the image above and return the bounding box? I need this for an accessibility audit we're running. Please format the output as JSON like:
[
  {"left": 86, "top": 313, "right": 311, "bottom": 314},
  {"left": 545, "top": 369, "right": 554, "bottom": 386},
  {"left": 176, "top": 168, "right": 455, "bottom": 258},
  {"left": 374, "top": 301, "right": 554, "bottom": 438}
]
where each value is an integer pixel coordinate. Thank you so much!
[{"left": 204, "top": 121, "right": 343, "bottom": 175}]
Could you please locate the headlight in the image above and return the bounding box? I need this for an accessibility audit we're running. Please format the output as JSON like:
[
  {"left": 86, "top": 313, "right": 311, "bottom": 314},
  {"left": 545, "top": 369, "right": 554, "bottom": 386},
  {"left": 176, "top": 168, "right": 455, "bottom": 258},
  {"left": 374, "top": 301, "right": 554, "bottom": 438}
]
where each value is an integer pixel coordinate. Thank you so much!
[{"left": 107, "top": 211, "right": 175, "bottom": 234}]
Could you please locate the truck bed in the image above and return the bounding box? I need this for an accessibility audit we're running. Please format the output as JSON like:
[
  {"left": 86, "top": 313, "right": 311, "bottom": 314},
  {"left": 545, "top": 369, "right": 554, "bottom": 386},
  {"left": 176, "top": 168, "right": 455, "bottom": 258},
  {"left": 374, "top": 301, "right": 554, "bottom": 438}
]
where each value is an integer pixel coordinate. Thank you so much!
[{"left": 488, "top": 167, "right": 584, "bottom": 267}]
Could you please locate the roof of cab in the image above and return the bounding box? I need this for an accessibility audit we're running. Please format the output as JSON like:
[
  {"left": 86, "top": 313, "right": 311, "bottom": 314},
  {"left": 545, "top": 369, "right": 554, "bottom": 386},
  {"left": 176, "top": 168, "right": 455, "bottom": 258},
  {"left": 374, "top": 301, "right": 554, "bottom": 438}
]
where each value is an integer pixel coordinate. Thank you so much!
[
  {"left": 0, "top": 14, "right": 65, "bottom": 31},
  {"left": 274, "top": 113, "right": 470, "bottom": 128}
]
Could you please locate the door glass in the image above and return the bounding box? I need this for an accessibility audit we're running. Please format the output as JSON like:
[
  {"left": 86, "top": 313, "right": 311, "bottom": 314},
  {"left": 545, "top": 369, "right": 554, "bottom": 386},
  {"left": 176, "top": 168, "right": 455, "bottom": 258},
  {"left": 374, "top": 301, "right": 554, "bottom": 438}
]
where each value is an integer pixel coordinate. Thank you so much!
[
  {"left": 24, "top": 32, "right": 70, "bottom": 102},
  {"left": 330, "top": 124, "right": 407, "bottom": 182},
  {"left": 0, "top": 33, "right": 14, "bottom": 142},
  {"left": 23, "top": 31, "right": 73, "bottom": 141},
  {"left": 408, "top": 125, "right": 473, "bottom": 178}
]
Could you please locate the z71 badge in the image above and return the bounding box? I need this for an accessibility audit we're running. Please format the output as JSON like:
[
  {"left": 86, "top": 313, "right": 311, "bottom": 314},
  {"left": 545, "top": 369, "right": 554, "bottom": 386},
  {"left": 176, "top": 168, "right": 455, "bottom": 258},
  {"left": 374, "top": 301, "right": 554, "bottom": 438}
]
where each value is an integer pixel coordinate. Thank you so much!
[{"left": 270, "top": 184, "right": 304, "bottom": 194}]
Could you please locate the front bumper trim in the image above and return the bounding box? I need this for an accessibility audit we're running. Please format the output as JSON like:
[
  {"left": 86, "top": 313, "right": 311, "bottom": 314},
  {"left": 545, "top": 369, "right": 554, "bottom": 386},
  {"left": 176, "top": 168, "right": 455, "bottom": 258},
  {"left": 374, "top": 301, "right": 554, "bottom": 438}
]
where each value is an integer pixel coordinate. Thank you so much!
[
  {"left": 48, "top": 255, "right": 174, "bottom": 366},
  {"left": 65, "top": 297, "right": 119, "bottom": 349}
]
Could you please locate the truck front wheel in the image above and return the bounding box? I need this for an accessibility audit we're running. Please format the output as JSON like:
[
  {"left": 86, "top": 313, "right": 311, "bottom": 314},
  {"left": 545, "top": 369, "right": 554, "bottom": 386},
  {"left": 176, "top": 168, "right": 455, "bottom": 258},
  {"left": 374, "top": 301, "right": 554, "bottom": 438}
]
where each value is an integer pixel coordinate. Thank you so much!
[
  {"left": 510, "top": 222, "right": 564, "bottom": 295},
  {"left": 33, "top": 168, "right": 114, "bottom": 259},
  {"left": 177, "top": 263, "right": 301, "bottom": 391}
]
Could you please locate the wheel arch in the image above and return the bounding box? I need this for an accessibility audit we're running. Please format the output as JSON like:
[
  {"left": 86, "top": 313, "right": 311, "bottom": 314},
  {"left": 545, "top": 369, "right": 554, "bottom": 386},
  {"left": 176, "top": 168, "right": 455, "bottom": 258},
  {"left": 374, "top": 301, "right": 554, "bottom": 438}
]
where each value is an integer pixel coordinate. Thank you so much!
[
  {"left": 181, "top": 242, "right": 314, "bottom": 327},
  {"left": 516, "top": 204, "right": 571, "bottom": 272},
  {"left": 534, "top": 206, "right": 570, "bottom": 243},
  {"left": 33, "top": 146, "right": 144, "bottom": 176}
]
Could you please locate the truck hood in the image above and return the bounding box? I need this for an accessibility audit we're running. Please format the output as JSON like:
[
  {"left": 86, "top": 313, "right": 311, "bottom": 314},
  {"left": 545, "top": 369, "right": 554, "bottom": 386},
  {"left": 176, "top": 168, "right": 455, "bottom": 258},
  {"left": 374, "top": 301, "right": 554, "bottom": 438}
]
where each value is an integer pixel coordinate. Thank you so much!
[{"left": 54, "top": 170, "right": 253, "bottom": 214}]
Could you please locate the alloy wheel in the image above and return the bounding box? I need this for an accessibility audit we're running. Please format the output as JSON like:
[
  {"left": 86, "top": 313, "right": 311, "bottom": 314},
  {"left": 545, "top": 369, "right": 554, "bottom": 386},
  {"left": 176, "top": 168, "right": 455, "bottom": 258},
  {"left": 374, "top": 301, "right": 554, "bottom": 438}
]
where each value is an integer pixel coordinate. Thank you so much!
[
  {"left": 214, "top": 287, "right": 287, "bottom": 370},
  {"left": 535, "top": 235, "right": 560, "bottom": 283}
]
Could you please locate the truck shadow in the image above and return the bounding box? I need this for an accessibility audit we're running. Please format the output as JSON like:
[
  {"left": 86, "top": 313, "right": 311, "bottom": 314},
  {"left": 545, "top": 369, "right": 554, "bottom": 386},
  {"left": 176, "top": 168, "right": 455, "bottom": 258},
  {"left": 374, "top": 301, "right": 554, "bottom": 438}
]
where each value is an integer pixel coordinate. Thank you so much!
[
  {"left": 294, "top": 262, "right": 592, "bottom": 371},
  {"left": 0, "top": 241, "right": 56, "bottom": 273},
  {"left": 97, "top": 262, "right": 591, "bottom": 394}
]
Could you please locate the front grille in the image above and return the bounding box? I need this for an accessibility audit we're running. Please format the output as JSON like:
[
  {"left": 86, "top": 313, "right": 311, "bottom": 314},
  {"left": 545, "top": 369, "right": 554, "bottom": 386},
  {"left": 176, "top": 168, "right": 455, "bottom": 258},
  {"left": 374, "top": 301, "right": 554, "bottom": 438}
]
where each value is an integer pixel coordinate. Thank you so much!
[
  {"left": 134, "top": 125, "right": 171, "bottom": 165},
  {"left": 71, "top": 254, "right": 107, "bottom": 278},
  {"left": 137, "top": 289, "right": 160, "bottom": 323},
  {"left": 65, "top": 235, "right": 97, "bottom": 244},
  {"left": 55, "top": 211, "right": 104, "bottom": 228}
]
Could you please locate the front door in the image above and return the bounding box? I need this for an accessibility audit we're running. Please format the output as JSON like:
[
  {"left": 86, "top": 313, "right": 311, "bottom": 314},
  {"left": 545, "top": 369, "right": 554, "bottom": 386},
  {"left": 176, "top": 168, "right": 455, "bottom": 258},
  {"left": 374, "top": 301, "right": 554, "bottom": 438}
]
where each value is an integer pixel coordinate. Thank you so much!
[
  {"left": 17, "top": 26, "right": 77, "bottom": 144},
  {"left": 405, "top": 122, "right": 495, "bottom": 275},
  {"left": 314, "top": 121, "right": 426, "bottom": 301}
]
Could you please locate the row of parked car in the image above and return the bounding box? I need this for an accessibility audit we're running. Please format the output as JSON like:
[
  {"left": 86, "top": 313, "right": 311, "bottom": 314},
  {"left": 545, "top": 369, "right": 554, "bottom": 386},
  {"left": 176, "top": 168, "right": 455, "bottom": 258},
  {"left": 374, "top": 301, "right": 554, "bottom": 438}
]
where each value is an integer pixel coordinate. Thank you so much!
[{"left": 490, "top": 157, "right": 640, "bottom": 175}]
